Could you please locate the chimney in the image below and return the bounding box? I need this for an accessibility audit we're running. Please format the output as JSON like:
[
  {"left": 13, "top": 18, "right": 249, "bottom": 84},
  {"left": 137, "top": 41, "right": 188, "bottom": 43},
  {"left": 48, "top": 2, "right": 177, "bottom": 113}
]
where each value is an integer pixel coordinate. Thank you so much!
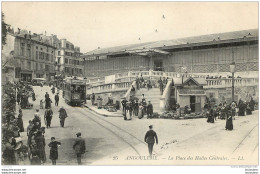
[
  {"left": 24, "top": 34, "right": 27, "bottom": 39},
  {"left": 29, "top": 31, "right": 31, "bottom": 35},
  {"left": 18, "top": 28, "right": 21, "bottom": 34}
]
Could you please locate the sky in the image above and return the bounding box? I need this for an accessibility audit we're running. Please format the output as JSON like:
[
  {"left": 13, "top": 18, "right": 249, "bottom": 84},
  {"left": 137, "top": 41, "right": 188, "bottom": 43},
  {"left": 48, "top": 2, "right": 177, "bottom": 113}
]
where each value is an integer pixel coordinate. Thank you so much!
[{"left": 2, "top": 2, "right": 258, "bottom": 53}]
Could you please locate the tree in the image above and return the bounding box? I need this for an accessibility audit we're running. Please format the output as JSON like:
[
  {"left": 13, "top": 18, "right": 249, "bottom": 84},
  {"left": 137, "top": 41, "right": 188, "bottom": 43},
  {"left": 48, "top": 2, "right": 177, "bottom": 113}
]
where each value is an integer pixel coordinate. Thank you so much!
[{"left": 2, "top": 12, "right": 8, "bottom": 46}]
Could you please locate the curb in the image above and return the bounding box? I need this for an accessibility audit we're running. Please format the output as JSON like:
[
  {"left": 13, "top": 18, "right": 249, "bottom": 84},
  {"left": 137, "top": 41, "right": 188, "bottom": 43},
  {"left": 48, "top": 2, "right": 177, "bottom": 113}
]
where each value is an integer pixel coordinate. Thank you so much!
[{"left": 83, "top": 104, "right": 123, "bottom": 118}]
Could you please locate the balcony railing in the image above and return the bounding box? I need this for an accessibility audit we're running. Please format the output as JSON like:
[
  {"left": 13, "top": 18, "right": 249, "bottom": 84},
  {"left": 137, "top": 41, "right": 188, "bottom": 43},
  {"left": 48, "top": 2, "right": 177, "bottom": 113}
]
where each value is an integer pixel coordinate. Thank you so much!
[
  {"left": 204, "top": 78, "right": 258, "bottom": 89},
  {"left": 86, "top": 70, "right": 258, "bottom": 94}
]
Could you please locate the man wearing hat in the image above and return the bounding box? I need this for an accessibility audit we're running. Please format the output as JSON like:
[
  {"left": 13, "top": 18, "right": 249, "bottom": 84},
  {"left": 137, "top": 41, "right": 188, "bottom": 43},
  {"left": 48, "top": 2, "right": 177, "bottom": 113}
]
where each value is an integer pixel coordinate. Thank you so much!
[
  {"left": 73, "top": 132, "right": 86, "bottom": 165},
  {"left": 144, "top": 125, "right": 158, "bottom": 156},
  {"left": 147, "top": 101, "right": 153, "bottom": 119}
]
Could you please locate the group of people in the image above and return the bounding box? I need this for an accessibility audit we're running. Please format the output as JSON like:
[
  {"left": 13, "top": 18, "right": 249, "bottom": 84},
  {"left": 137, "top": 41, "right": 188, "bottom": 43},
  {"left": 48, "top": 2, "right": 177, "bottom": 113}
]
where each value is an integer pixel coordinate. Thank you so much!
[
  {"left": 135, "top": 75, "right": 152, "bottom": 90},
  {"left": 3, "top": 83, "right": 87, "bottom": 165},
  {"left": 204, "top": 97, "right": 256, "bottom": 131},
  {"left": 121, "top": 94, "right": 154, "bottom": 120},
  {"left": 158, "top": 77, "right": 168, "bottom": 94},
  {"left": 16, "top": 86, "right": 35, "bottom": 109}
]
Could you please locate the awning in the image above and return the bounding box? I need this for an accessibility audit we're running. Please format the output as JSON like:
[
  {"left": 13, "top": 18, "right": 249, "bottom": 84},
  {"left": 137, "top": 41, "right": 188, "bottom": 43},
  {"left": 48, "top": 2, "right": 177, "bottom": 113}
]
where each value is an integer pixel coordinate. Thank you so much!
[{"left": 178, "top": 89, "right": 206, "bottom": 96}]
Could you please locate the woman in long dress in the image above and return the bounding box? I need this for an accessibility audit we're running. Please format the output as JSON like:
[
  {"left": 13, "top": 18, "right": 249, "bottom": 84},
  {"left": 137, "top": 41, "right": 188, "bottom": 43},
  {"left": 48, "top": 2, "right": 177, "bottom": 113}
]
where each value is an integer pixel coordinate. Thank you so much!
[
  {"left": 225, "top": 110, "right": 233, "bottom": 131},
  {"left": 48, "top": 137, "right": 61, "bottom": 165}
]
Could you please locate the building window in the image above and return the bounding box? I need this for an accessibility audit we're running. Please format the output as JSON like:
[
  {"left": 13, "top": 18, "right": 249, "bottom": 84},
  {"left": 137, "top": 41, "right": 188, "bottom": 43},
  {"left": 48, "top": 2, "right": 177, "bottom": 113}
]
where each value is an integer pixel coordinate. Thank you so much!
[
  {"left": 27, "top": 44, "right": 31, "bottom": 57},
  {"left": 20, "top": 43, "right": 25, "bottom": 56},
  {"left": 40, "top": 64, "right": 43, "bottom": 70},
  {"left": 46, "top": 53, "right": 49, "bottom": 61},
  {"left": 27, "top": 61, "right": 31, "bottom": 70},
  {"left": 58, "top": 51, "right": 61, "bottom": 56},
  {"left": 36, "top": 51, "right": 39, "bottom": 59},
  {"left": 45, "top": 65, "right": 49, "bottom": 71},
  {"left": 36, "top": 46, "right": 38, "bottom": 49},
  {"left": 65, "top": 58, "right": 68, "bottom": 64},
  {"left": 36, "top": 63, "right": 38, "bottom": 70},
  {"left": 66, "top": 44, "right": 69, "bottom": 49}
]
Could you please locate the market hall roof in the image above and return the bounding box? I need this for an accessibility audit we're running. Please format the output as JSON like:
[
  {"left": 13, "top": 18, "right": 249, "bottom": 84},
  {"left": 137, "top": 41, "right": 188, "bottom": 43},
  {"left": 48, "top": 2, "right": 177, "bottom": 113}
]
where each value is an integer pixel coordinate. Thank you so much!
[{"left": 84, "top": 28, "right": 258, "bottom": 56}]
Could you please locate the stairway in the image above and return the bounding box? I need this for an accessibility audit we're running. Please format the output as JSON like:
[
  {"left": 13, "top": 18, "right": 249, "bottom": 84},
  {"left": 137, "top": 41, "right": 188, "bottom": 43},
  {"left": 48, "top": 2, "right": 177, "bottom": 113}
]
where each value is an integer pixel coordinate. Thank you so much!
[{"left": 133, "top": 88, "right": 162, "bottom": 113}]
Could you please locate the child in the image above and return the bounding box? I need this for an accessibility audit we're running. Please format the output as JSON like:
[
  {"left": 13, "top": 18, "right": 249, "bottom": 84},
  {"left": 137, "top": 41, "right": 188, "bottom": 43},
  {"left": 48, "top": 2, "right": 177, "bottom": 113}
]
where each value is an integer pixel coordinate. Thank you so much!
[
  {"left": 48, "top": 137, "right": 61, "bottom": 165},
  {"left": 40, "top": 100, "right": 43, "bottom": 109}
]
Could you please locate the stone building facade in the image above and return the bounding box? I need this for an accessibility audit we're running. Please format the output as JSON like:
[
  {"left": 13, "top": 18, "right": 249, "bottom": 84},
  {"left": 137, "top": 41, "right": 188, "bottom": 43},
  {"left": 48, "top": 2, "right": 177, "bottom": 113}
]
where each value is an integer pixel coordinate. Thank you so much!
[
  {"left": 82, "top": 29, "right": 258, "bottom": 78},
  {"left": 54, "top": 38, "right": 83, "bottom": 78},
  {"left": 4, "top": 29, "right": 56, "bottom": 82}
]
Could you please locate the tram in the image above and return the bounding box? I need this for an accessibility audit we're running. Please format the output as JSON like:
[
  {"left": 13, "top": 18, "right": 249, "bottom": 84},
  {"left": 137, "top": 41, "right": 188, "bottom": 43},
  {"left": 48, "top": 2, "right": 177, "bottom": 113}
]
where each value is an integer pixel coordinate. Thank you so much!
[{"left": 63, "top": 77, "right": 87, "bottom": 106}]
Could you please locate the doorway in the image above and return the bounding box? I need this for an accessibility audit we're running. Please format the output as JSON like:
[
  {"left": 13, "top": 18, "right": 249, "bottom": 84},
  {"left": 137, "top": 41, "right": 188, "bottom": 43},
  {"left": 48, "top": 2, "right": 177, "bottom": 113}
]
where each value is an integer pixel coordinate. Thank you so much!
[
  {"left": 190, "top": 96, "right": 196, "bottom": 112},
  {"left": 154, "top": 60, "right": 163, "bottom": 71}
]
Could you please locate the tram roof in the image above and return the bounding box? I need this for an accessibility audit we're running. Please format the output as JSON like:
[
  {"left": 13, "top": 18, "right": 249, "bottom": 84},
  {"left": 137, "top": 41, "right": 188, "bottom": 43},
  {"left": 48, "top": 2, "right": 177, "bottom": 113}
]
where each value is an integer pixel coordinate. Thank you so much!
[{"left": 84, "top": 29, "right": 258, "bottom": 56}]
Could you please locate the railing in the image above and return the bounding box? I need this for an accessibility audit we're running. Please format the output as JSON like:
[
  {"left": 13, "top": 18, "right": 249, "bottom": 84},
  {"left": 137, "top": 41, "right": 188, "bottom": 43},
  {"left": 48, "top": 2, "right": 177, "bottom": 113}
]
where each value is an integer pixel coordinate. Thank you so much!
[
  {"left": 123, "top": 81, "right": 136, "bottom": 101},
  {"left": 204, "top": 78, "right": 258, "bottom": 89},
  {"left": 86, "top": 70, "right": 258, "bottom": 94},
  {"left": 86, "top": 81, "right": 132, "bottom": 94},
  {"left": 160, "top": 80, "right": 172, "bottom": 111}
]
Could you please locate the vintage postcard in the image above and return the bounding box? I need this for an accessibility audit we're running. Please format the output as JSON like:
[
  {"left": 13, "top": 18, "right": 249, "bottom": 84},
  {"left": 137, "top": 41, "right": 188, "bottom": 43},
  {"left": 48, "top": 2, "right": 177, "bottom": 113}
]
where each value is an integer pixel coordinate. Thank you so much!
[{"left": 1, "top": 2, "right": 258, "bottom": 167}]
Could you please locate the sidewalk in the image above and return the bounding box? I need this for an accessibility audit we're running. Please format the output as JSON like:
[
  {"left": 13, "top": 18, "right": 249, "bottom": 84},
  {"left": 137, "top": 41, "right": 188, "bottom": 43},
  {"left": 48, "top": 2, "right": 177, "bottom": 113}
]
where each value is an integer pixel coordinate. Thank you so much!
[{"left": 84, "top": 103, "right": 123, "bottom": 117}]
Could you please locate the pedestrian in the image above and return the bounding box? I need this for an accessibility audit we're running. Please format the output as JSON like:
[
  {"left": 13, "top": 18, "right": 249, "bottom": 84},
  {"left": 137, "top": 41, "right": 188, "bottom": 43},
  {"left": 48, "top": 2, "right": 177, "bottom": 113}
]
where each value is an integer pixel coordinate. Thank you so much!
[
  {"left": 17, "top": 109, "right": 24, "bottom": 132},
  {"left": 73, "top": 132, "right": 86, "bottom": 165},
  {"left": 40, "top": 82, "right": 43, "bottom": 91},
  {"left": 17, "top": 92, "right": 21, "bottom": 105},
  {"left": 134, "top": 100, "right": 139, "bottom": 116},
  {"left": 52, "top": 86, "right": 55, "bottom": 94},
  {"left": 249, "top": 97, "right": 255, "bottom": 111},
  {"left": 45, "top": 97, "right": 52, "bottom": 109},
  {"left": 32, "top": 110, "right": 41, "bottom": 128},
  {"left": 32, "top": 91, "right": 36, "bottom": 101},
  {"left": 44, "top": 108, "right": 53, "bottom": 128},
  {"left": 91, "top": 93, "right": 95, "bottom": 105},
  {"left": 136, "top": 76, "right": 140, "bottom": 90},
  {"left": 27, "top": 120, "right": 34, "bottom": 136},
  {"left": 238, "top": 100, "right": 246, "bottom": 116},
  {"left": 2, "top": 137, "right": 16, "bottom": 165},
  {"left": 30, "top": 143, "right": 41, "bottom": 165},
  {"left": 225, "top": 110, "right": 233, "bottom": 131},
  {"left": 40, "top": 99, "right": 44, "bottom": 109},
  {"left": 97, "top": 96, "right": 102, "bottom": 109},
  {"left": 45, "top": 92, "right": 49, "bottom": 100},
  {"left": 58, "top": 106, "right": 68, "bottom": 128},
  {"left": 34, "top": 130, "right": 46, "bottom": 164},
  {"left": 144, "top": 125, "right": 158, "bottom": 156},
  {"left": 147, "top": 101, "right": 153, "bottom": 119},
  {"left": 48, "top": 137, "right": 61, "bottom": 165},
  {"left": 121, "top": 97, "right": 127, "bottom": 115},
  {"left": 55, "top": 93, "right": 59, "bottom": 106}
]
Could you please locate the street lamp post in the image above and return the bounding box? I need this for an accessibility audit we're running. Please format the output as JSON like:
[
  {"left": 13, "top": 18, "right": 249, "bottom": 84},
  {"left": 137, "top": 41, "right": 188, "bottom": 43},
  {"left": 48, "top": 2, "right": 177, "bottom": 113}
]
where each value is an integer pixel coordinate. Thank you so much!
[{"left": 230, "top": 51, "right": 236, "bottom": 102}]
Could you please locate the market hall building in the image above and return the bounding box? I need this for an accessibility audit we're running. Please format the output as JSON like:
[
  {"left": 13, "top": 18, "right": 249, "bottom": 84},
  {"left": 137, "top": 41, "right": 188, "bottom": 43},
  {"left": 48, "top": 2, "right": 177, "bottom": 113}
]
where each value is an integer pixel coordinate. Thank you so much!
[{"left": 82, "top": 29, "right": 258, "bottom": 78}]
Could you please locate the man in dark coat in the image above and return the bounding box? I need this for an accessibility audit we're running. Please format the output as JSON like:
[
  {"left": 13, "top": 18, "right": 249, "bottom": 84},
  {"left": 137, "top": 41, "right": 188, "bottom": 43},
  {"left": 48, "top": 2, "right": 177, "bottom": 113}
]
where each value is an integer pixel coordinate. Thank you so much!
[
  {"left": 73, "top": 132, "right": 86, "bottom": 165},
  {"left": 54, "top": 93, "right": 59, "bottom": 106},
  {"left": 45, "top": 92, "right": 49, "bottom": 100},
  {"left": 144, "top": 125, "right": 158, "bottom": 156},
  {"left": 238, "top": 101, "right": 246, "bottom": 116},
  {"left": 58, "top": 106, "right": 68, "bottom": 127},
  {"left": 147, "top": 101, "right": 153, "bottom": 119},
  {"left": 249, "top": 97, "right": 255, "bottom": 111},
  {"left": 91, "top": 93, "right": 95, "bottom": 105},
  {"left": 44, "top": 108, "right": 53, "bottom": 128},
  {"left": 45, "top": 97, "right": 52, "bottom": 109}
]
